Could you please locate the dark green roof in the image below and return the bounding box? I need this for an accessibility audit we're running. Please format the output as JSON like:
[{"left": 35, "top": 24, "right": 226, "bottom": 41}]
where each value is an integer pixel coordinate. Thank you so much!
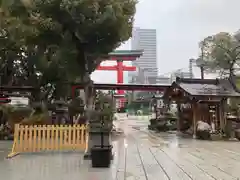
[
  {"left": 174, "top": 77, "right": 240, "bottom": 97},
  {"left": 108, "top": 50, "right": 143, "bottom": 57}
]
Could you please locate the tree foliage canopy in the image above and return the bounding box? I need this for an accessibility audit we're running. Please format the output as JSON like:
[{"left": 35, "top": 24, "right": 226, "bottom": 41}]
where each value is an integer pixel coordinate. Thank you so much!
[
  {"left": 0, "top": 0, "right": 137, "bottom": 100},
  {"left": 198, "top": 31, "right": 240, "bottom": 77}
]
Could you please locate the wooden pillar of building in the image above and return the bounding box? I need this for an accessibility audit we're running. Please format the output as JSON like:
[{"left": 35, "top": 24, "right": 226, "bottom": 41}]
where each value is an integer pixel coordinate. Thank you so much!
[
  {"left": 212, "top": 103, "right": 218, "bottom": 132},
  {"left": 220, "top": 98, "right": 227, "bottom": 135},
  {"left": 192, "top": 102, "right": 198, "bottom": 139},
  {"left": 204, "top": 104, "right": 210, "bottom": 123},
  {"left": 176, "top": 102, "right": 181, "bottom": 132},
  {"left": 218, "top": 101, "right": 223, "bottom": 134}
]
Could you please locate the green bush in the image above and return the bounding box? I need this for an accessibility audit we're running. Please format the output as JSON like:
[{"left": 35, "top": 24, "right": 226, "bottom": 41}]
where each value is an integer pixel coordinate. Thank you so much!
[
  {"left": 0, "top": 104, "right": 32, "bottom": 128},
  {"left": 20, "top": 113, "right": 51, "bottom": 125},
  {"left": 0, "top": 103, "right": 52, "bottom": 126}
]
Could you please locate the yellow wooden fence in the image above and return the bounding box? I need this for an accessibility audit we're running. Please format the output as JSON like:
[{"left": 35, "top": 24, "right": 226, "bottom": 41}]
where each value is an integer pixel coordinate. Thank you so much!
[{"left": 7, "top": 124, "right": 88, "bottom": 158}]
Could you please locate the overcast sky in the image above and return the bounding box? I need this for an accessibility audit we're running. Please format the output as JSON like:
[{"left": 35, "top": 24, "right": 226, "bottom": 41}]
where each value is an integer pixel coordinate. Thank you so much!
[{"left": 91, "top": 0, "right": 240, "bottom": 83}]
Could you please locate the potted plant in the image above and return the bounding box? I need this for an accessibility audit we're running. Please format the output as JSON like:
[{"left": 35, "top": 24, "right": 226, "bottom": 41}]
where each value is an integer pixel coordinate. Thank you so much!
[
  {"left": 90, "top": 94, "right": 113, "bottom": 167},
  {"left": 91, "top": 118, "right": 112, "bottom": 168}
]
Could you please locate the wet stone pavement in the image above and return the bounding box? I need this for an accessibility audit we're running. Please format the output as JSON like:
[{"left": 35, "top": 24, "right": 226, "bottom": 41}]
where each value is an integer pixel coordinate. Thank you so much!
[
  {"left": 1, "top": 115, "right": 240, "bottom": 179},
  {"left": 0, "top": 141, "right": 12, "bottom": 159}
]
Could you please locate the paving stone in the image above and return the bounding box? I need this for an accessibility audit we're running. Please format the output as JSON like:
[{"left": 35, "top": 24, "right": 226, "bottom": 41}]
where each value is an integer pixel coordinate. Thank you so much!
[{"left": 1, "top": 116, "right": 240, "bottom": 180}]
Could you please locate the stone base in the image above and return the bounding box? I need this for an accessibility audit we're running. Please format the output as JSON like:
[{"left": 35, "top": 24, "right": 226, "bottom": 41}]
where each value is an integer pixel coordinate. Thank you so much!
[
  {"left": 84, "top": 152, "right": 114, "bottom": 160},
  {"left": 84, "top": 131, "right": 113, "bottom": 160}
]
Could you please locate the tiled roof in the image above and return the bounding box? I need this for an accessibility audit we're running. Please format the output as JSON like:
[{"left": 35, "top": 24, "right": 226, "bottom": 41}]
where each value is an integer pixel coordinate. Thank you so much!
[{"left": 176, "top": 78, "right": 240, "bottom": 97}]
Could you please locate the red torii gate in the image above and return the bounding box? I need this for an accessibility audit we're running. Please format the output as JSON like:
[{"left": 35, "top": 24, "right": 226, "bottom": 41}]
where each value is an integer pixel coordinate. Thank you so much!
[{"left": 97, "top": 50, "right": 143, "bottom": 107}]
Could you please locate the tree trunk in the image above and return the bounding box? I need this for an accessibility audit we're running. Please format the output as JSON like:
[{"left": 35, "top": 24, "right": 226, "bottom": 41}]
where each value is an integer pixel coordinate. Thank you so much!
[
  {"left": 2, "top": 56, "right": 14, "bottom": 86},
  {"left": 83, "top": 74, "right": 95, "bottom": 158},
  {"left": 75, "top": 48, "right": 95, "bottom": 158}
]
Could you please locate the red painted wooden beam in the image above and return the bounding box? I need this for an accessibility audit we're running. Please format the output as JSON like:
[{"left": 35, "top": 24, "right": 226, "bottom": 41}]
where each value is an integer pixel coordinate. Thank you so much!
[
  {"left": 71, "top": 83, "right": 170, "bottom": 106},
  {"left": 71, "top": 84, "right": 169, "bottom": 91},
  {"left": 97, "top": 66, "right": 136, "bottom": 71},
  {"left": 122, "top": 66, "right": 136, "bottom": 71},
  {"left": 97, "top": 66, "right": 117, "bottom": 71},
  {"left": 109, "top": 56, "right": 137, "bottom": 61}
]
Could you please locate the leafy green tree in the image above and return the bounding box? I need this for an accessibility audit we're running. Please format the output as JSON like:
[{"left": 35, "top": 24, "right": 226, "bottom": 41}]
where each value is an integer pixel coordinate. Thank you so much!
[
  {"left": 198, "top": 31, "right": 240, "bottom": 112},
  {"left": 1, "top": 0, "right": 137, "bottom": 102},
  {"left": 0, "top": 0, "right": 73, "bottom": 99},
  {"left": 1, "top": 0, "right": 137, "bottom": 156},
  {"left": 198, "top": 32, "right": 240, "bottom": 79}
]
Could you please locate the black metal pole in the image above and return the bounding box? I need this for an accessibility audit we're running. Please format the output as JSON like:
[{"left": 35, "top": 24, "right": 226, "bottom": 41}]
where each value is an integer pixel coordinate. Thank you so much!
[
  {"left": 200, "top": 42, "right": 205, "bottom": 80},
  {"left": 101, "top": 119, "right": 104, "bottom": 148},
  {"left": 200, "top": 66, "right": 204, "bottom": 79}
]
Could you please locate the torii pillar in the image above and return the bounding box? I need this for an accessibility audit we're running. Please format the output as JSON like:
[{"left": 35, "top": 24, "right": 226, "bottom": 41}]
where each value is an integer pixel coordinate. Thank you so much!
[{"left": 97, "top": 50, "right": 143, "bottom": 107}]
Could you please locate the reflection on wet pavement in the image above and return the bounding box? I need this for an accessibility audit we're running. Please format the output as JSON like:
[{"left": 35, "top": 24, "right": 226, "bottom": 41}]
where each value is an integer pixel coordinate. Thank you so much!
[
  {"left": 0, "top": 141, "right": 12, "bottom": 160},
  {"left": 1, "top": 115, "right": 240, "bottom": 179}
]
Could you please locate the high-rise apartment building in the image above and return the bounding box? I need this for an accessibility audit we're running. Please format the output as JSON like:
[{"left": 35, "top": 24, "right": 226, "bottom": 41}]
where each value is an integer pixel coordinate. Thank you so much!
[{"left": 130, "top": 28, "right": 158, "bottom": 84}]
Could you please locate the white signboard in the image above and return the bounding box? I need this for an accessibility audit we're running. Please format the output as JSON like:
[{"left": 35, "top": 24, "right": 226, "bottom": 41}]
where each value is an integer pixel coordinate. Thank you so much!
[{"left": 10, "top": 97, "right": 29, "bottom": 106}]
